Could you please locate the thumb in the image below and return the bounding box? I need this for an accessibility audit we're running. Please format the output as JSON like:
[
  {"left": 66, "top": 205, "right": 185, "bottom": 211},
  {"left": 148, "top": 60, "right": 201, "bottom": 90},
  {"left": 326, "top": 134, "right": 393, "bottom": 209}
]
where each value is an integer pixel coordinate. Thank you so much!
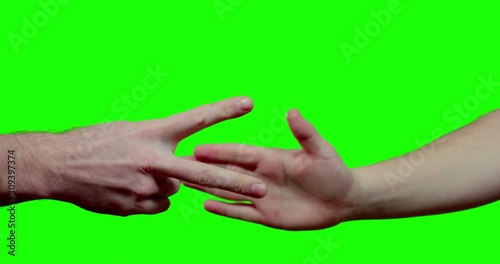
[{"left": 287, "top": 109, "right": 334, "bottom": 157}]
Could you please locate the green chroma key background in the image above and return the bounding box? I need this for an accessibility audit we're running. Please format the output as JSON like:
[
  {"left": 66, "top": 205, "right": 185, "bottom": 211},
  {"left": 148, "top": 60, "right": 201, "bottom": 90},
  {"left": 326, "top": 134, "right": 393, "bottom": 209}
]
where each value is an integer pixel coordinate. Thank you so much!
[{"left": 1, "top": 0, "right": 499, "bottom": 263}]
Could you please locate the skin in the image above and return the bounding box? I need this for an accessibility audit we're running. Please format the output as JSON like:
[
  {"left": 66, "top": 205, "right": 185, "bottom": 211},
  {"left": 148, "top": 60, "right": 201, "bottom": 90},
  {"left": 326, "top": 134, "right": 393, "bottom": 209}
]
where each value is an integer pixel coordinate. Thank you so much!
[
  {"left": 185, "top": 108, "right": 500, "bottom": 231},
  {"left": 0, "top": 97, "right": 267, "bottom": 216}
]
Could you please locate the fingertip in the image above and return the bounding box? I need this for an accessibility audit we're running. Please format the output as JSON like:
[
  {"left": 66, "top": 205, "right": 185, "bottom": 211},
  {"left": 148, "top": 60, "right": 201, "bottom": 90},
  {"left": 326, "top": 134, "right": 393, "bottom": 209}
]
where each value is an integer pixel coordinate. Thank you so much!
[
  {"left": 236, "top": 96, "right": 254, "bottom": 112},
  {"left": 286, "top": 110, "right": 325, "bottom": 155},
  {"left": 287, "top": 109, "right": 313, "bottom": 138},
  {"left": 170, "top": 179, "right": 181, "bottom": 194},
  {"left": 165, "top": 97, "right": 254, "bottom": 142},
  {"left": 203, "top": 200, "right": 230, "bottom": 216},
  {"left": 204, "top": 200, "right": 218, "bottom": 212},
  {"left": 193, "top": 145, "right": 212, "bottom": 159},
  {"left": 139, "top": 197, "right": 172, "bottom": 214},
  {"left": 250, "top": 182, "right": 267, "bottom": 198},
  {"left": 286, "top": 109, "right": 300, "bottom": 121},
  {"left": 158, "top": 198, "right": 172, "bottom": 213}
]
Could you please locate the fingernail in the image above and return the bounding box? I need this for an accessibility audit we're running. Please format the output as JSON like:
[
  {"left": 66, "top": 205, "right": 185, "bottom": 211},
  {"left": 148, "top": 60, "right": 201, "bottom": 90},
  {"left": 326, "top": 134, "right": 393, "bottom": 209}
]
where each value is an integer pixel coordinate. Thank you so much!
[
  {"left": 251, "top": 183, "right": 267, "bottom": 197},
  {"left": 237, "top": 98, "right": 253, "bottom": 111}
]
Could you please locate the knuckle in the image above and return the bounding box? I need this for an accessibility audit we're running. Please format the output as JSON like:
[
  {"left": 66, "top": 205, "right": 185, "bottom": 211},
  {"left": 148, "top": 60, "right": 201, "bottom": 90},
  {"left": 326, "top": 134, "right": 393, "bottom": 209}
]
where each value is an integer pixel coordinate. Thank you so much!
[
  {"left": 292, "top": 153, "right": 309, "bottom": 176},
  {"left": 215, "top": 170, "right": 242, "bottom": 191},
  {"left": 132, "top": 179, "right": 158, "bottom": 196},
  {"left": 170, "top": 180, "right": 181, "bottom": 194},
  {"left": 117, "top": 210, "right": 132, "bottom": 217},
  {"left": 162, "top": 178, "right": 181, "bottom": 196},
  {"left": 222, "top": 103, "right": 232, "bottom": 119},
  {"left": 117, "top": 203, "right": 135, "bottom": 217},
  {"left": 133, "top": 123, "right": 158, "bottom": 139},
  {"left": 215, "top": 170, "right": 231, "bottom": 185},
  {"left": 238, "top": 145, "right": 257, "bottom": 161},
  {"left": 231, "top": 180, "right": 246, "bottom": 194},
  {"left": 195, "top": 168, "right": 212, "bottom": 186},
  {"left": 137, "top": 152, "right": 159, "bottom": 174},
  {"left": 190, "top": 110, "right": 206, "bottom": 128}
]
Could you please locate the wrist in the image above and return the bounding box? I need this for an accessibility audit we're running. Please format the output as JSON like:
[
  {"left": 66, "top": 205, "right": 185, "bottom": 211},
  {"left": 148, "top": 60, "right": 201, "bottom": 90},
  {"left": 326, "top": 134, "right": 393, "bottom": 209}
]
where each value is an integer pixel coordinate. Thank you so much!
[
  {"left": 344, "top": 163, "right": 393, "bottom": 221},
  {"left": 2, "top": 134, "right": 62, "bottom": 202}
]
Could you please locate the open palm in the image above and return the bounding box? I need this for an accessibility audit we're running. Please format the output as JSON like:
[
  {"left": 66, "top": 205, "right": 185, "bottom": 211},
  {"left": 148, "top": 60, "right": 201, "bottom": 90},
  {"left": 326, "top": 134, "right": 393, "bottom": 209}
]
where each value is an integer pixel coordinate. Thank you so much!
[{"left": 184, "top": 110, "right": 356, "bottom": 230}]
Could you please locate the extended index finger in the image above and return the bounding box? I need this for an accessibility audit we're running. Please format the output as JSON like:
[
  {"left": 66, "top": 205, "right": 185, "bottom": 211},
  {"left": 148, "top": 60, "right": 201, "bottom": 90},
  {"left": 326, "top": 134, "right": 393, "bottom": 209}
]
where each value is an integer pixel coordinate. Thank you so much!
[{"left": 160, "top": 97, "right": 254, "bottom": 141}]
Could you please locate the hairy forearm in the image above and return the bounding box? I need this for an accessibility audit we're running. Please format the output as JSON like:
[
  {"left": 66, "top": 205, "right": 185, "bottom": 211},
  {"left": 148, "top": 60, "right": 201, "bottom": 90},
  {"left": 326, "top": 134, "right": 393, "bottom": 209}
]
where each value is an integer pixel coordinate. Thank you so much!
[
  {"left": 347, "top": 109, "right": 500, "bottom": 221},
  {"left": 0, "top": 133, "right": 58, "bottom": 206}
]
